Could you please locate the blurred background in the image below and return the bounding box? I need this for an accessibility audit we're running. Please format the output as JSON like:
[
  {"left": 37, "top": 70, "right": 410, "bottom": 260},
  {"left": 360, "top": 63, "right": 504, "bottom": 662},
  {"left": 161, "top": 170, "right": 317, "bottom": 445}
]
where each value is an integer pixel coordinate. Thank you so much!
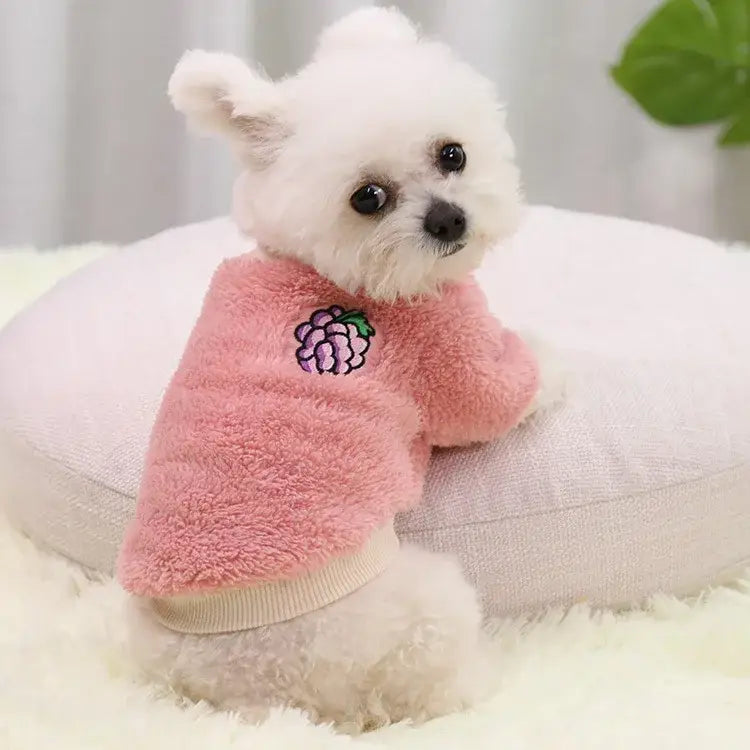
[{"left": 2, "top": 0, "right": 749, "bottom": 248}]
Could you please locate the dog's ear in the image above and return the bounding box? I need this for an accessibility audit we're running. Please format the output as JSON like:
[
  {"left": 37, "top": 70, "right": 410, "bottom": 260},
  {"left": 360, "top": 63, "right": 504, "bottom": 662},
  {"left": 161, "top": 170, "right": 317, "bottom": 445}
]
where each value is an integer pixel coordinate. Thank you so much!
[
  {"left": 169, "top": 50, "right": 288, "bottom": 166},
  {"left": 315, "top": 7, "right": 418, "bottom": 59}
]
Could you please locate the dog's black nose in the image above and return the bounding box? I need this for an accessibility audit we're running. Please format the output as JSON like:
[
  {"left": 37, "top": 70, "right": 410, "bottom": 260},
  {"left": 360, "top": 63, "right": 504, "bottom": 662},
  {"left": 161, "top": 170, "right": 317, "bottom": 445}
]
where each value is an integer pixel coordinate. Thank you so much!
[{"left": 423, "top": 200, "right": 466, "bottom": 243}]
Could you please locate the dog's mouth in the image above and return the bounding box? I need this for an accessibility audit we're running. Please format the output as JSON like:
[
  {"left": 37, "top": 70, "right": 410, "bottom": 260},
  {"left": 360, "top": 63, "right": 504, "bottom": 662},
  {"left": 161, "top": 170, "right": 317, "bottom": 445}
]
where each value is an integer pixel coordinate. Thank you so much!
[{"left": 435, "top": 240, "right": 467, "bottom": 258}]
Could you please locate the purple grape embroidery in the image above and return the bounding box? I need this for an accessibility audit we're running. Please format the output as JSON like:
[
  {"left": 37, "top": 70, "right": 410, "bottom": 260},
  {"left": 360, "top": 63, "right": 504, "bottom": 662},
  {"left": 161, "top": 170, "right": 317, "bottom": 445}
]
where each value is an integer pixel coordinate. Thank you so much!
[{"left": 294, "top": 305, "right": 375, "bottom": 374}]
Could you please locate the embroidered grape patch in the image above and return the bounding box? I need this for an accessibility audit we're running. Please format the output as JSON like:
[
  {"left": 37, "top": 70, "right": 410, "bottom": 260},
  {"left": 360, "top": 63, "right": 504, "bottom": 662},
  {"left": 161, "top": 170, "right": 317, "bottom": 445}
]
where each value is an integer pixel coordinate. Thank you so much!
[{"left": 294, "top": 306, "right": 375, "bottom": 374}]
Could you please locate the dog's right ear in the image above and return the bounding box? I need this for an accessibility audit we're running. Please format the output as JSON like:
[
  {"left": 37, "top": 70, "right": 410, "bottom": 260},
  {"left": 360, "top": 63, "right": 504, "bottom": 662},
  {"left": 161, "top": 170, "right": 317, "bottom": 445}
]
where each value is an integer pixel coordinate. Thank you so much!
[
  {"left": 315, "top": 7, "right": 419, "bottom": 60},
  {"left": 169, "top": 50, "right": 289, "bottom": 166}
]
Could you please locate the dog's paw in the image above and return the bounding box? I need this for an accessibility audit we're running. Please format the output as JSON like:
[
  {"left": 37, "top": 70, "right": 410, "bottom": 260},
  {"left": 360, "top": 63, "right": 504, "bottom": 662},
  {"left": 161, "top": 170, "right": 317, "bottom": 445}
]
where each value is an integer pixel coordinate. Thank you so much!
[{"left": 517, "top": 331, "right": 569, "bottom": 423}]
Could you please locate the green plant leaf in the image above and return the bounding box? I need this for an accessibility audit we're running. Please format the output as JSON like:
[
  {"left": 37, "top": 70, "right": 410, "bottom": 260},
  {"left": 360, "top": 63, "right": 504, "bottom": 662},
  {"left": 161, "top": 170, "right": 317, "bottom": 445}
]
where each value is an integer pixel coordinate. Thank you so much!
[
  {"left": 335, "top": 310, "right": 375, "bottom": 338},
  {"left": 611, "top": 52, "right": 745, "bottom": 124},
  {"left": 612, "top": 0, "right": 750, "bottom": 139},
  {"left": 622, "top": 0, "right": 750, "bottom": 65},
  {"left": 720, "top": 104, "right": 750, "bottom": 143}
]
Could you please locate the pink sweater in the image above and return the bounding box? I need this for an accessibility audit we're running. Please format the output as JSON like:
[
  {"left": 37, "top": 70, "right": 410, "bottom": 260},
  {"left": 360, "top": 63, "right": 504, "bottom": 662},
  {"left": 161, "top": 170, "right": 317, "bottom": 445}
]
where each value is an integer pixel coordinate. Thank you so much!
[{"left": 118, "top": 254, "right": 538, "bottom": 604}]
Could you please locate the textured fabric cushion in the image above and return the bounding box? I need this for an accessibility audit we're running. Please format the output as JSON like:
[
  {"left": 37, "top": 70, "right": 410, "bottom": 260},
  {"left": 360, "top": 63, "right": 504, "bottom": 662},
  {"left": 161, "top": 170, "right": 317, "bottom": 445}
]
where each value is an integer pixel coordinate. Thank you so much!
[{"left": 1, "top": 207, "right": 749, "bottom": 616}]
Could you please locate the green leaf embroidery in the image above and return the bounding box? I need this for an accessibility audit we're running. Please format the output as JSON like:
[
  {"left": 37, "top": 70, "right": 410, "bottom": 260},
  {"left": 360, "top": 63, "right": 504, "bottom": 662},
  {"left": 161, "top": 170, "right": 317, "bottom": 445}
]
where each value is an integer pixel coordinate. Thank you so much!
[
  {"left": 335, "top": 310, "right": 375, "bottom": 338},
  {"left": 611, "top": 0, "right": 750, "bottom": 145}
]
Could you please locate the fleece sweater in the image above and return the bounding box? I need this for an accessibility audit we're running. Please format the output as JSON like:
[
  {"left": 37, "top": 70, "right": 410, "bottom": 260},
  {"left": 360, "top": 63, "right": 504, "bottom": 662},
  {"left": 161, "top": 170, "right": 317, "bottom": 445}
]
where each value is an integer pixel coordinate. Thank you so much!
[{"left": 118, "top": 253, "right": 539, "bottom": 632}]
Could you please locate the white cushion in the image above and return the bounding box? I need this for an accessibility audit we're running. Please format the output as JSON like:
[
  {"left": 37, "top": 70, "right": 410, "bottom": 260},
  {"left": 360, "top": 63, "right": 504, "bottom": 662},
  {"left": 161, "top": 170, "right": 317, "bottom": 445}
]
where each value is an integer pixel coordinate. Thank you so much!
[{"left": 1, "top": 207, "right": 748, "bottom": 616}]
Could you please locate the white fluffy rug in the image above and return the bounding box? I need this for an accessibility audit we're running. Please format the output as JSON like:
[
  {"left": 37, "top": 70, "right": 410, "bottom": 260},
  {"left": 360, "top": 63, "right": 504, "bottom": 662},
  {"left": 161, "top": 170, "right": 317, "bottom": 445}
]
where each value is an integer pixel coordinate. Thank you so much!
[{"left": 2, "top": 245, "right": 750, "bottom": 749}]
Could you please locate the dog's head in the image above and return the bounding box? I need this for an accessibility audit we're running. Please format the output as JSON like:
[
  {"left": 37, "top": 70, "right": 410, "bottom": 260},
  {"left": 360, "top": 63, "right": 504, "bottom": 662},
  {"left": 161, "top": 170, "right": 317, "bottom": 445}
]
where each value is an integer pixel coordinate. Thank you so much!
[{"left": 170, "top": 7, "right": 521, "bottom": 300}]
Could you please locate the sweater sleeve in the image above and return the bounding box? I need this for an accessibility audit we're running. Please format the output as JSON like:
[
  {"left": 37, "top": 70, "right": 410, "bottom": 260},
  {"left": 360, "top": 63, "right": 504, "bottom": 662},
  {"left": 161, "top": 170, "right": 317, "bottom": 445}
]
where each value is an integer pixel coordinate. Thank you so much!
[{"left": 416, "top": 278, "right": 539, "bottom": 447}]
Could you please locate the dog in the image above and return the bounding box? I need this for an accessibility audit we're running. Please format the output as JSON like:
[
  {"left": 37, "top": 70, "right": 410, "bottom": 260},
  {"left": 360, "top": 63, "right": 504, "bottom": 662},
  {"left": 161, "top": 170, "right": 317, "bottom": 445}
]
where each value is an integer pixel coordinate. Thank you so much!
[{"left": 120, "top": 7, "right": 563, "bottom": 732}]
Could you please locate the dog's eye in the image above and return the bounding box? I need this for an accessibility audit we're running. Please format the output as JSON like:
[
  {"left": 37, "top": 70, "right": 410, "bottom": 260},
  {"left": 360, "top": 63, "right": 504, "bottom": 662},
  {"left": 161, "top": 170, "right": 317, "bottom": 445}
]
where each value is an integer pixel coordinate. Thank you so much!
[
  {"left": 350, "top": 184, "right": 388, "bottom": 215},
  {"left": 438, "top": 143, "right": 466, "bottom": 173}
]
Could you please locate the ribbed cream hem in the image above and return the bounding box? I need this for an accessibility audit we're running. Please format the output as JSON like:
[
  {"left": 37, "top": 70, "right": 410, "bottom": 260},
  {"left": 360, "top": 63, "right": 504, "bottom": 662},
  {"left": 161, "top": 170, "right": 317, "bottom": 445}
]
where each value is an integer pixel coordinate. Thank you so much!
[{"left": 149, "top": 523, "right": 400, "bottom": 634}]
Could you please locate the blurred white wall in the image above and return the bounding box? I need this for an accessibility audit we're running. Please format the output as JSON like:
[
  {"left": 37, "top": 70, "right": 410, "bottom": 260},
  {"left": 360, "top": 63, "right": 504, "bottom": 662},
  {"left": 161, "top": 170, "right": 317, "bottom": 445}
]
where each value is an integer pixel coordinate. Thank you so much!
[{"left": 1, "top": 0, "right": 749, "bottom": 247}]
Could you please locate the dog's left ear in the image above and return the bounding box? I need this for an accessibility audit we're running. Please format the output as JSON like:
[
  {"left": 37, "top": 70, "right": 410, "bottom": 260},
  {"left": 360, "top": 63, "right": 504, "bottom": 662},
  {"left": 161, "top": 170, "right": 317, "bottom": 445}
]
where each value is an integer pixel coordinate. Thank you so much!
[
  {"left": 169, "top": 50, "right": 288, "bottom": 166},
  {"left": 315, "top": 7, "right": 419, "bottom": 59}
]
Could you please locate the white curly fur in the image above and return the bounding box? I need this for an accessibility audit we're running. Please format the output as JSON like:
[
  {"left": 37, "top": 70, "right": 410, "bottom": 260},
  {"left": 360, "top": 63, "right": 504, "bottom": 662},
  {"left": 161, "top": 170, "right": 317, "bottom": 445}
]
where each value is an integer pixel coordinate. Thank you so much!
[
  {"left": 169, "top": 8, "right": 521, "bottom": 302},
  {"left": 516, "top": 332, "right": 570, "bottom": 423},
  {"left": 314, "top": 6, "right": 419, "bottom": 57},
  {"left": 127, "top": 546, "right": 491, "bottom": 733},
  {"left": 132, "top": 6, "right": 552, "bottom": 732}
]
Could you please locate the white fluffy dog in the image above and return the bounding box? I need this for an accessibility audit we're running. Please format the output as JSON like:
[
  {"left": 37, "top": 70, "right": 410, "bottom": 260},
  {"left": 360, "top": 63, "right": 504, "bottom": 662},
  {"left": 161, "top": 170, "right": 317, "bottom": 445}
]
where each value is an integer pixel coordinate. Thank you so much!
[
  {"left": 172, "top": 8, "right": 521, "bottom": 301},
  {"left": 126, "top": 7, "right": 560, "bottom": 733}
]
